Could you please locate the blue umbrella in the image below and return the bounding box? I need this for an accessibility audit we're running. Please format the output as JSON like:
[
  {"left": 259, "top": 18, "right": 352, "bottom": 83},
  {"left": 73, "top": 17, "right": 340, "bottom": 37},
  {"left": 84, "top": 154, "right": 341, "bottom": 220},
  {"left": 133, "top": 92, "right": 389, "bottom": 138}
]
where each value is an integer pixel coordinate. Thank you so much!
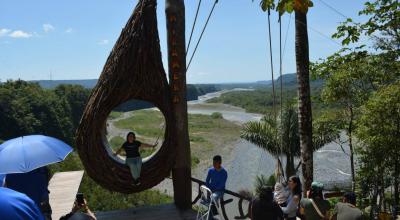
[{"left": 0, "top": 135, "right": 73, "bottom": 174}]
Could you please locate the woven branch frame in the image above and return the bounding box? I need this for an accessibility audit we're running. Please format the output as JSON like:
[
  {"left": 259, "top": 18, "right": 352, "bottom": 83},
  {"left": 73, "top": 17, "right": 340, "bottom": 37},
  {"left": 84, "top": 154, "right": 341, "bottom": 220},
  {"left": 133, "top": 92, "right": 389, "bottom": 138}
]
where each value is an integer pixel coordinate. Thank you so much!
[{"left": 75, "top": 0, "right": 175, "bottom": 193}]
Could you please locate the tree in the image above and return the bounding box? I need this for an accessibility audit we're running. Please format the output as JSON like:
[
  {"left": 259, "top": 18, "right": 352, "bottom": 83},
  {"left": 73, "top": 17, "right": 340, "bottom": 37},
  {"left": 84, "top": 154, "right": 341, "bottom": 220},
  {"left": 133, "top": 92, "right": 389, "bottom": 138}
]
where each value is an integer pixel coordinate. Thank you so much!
[
  {"left": 357, "top": 81, "right": 400, "bottom": 217},
  {"left": 254, "top": 0, "right": 314, "bottom": 192},
  {"left": 0, "top": 80, "right": 74, "bottom": 144},
  {"left": 165, "top": 0, "right": 192, "bottom": 209},
  {"left": 332, "top": 0, "right": 399, "bottom": 55},
  {"left": 241, "top": 104, "right": 338, "bottom": 180}
]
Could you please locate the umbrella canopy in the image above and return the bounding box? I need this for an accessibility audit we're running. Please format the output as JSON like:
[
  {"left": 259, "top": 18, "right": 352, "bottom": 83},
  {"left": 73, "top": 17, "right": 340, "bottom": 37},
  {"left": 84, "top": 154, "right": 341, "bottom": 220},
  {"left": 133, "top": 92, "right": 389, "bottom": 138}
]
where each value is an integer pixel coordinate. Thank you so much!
[{"left": 0, "top": 135, "right": 73, "bottom": 174}]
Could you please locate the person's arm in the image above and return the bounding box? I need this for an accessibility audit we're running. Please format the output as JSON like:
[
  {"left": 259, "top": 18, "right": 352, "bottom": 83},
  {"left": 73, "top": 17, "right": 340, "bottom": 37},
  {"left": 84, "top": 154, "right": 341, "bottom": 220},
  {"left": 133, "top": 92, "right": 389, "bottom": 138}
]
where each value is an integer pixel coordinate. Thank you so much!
[
  {"left": 205, "top": 169, "right": 211, "bottom": 188},
  {"left": 281, "top": 195, "right": 299, "bottom": 214},
  {"left": 140, "top": 141, "right": 157, "bottom": 148},
  {"left": 113, "top": 146, "right": 123, "bottom": 156},
  {"left": 82, "top": 200, "right": 97, "bottom": 220}
]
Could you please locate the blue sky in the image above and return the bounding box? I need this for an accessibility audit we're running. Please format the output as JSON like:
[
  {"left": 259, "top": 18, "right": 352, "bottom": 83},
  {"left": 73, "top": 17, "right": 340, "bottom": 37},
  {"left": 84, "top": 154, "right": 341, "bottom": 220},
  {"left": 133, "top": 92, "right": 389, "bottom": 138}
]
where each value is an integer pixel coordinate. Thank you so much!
[{"left": 0, "top": 0, "right": 368, "bottom": 83}]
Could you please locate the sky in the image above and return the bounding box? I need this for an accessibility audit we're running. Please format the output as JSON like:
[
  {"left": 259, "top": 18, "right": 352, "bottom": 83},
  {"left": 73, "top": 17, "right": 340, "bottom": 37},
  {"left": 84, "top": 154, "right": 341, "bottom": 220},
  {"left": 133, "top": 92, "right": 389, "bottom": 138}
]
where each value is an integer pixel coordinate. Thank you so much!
[{"left": 0, "top": 0, "right": 369, "bottom": 83}]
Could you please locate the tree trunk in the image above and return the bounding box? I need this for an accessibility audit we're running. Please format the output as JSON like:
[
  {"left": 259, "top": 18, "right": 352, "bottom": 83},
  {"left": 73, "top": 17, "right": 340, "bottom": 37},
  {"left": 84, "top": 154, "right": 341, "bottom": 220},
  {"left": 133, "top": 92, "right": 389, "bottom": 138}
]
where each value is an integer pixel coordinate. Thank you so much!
[
  {"left": 348, "top": 106, "right": 356, "bottom": 192},
  {"left": 165, "top": 0, "right": 192, "bottom": 209},
  {"left": 295, "top": 11, "right": 313, "bottom": 194},
  {"left": 286, "top": 154, "right": 295, "bottom": 178},
  {"left": 394, "top": 160, "right": 399, "bottom": 218}
]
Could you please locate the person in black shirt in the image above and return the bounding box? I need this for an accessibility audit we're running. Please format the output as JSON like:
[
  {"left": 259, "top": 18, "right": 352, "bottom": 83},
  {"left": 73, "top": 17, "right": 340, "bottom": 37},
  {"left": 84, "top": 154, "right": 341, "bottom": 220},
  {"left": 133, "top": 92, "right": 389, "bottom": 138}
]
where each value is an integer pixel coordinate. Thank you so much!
[
  {"left": 251, "top": 186, "right": 283, "bottom": 220},
  {"left": 113, "top": 132, "right": 156, "bottom": 185}
]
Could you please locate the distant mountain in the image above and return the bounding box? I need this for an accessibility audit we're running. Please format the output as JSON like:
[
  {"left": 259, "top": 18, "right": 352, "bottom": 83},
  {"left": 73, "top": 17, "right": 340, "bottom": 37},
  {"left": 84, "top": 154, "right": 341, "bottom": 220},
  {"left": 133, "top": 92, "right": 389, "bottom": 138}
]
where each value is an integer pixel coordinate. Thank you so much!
[{"left": 32, "top": 79, "right": 98, "bottom": 89}]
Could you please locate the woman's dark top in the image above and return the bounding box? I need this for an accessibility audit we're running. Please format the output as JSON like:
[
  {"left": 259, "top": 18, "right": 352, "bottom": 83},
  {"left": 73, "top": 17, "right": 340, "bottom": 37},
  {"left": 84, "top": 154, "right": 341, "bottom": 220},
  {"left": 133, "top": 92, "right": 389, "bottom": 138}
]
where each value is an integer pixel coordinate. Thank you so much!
[
  {"left": 252, "top": 198, "right": 283, "bottom": 220},
  {"left": 122, "top": 141, "right": 142, "bottom": 158}
]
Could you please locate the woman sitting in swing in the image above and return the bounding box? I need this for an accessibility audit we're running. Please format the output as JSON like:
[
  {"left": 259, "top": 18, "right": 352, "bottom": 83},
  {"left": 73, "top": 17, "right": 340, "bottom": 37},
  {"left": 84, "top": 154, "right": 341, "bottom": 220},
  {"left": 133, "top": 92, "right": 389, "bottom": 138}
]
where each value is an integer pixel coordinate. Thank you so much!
[{"left": 113, "top": 132, "right": 156, "bottom": 186}]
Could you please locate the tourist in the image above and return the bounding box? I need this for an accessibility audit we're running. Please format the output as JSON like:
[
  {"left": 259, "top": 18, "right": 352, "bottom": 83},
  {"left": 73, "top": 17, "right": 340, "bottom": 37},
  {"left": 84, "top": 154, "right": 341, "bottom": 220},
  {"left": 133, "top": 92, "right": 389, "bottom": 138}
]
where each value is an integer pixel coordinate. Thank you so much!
[
  {"left": 274, "top": 182, "right": 289, "bottom": 207},
  {"left": 331, "top": 192, "right": 363, "bottom": 220},
  {"left": 251, "top": 185, "right": 283, "bottom": 220},
  {"left": 0, "top": 187, "right": 45, "bottom": 220},
  {"left": 59, "top": 199, "right": 97, "bottom": 220},
  {"left": 6, "top": 166, "right": 52, "bottom": 219},
  {"left": 205, "top": 155, "right": 228, "bottom": 219},
  {"left": 113, "top": 132, "right": 156, "bottom": 186},
  {"left": 300, "top": 181, "right": 330, "bottom": 220},
  {"left": 280, "top": 176, "right": 302, "bottom": 220}
]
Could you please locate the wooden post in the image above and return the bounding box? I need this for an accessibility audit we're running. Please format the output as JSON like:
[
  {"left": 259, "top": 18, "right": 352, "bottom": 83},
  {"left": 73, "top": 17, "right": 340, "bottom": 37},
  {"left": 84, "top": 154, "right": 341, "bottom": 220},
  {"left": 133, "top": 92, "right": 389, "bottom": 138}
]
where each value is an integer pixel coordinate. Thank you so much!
[{"left": 165, "top": 0, "right": 192, "bottom": 209}]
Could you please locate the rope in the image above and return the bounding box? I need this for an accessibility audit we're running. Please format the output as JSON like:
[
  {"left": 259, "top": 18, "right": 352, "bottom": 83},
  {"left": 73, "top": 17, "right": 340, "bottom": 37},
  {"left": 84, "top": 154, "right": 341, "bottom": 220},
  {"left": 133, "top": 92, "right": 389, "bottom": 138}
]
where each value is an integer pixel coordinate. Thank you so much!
[
  {"left": 186, "top": 0, "right": 219, "bottom": 71},
  {"left": 267, "top": 8, "right": 277, "bottom": 120},
  {"left": 278, "top": 14, "right": 285, "bottom": 182},
  {"left": 186, "top": 0, "right": 203, "bottom": 56}
]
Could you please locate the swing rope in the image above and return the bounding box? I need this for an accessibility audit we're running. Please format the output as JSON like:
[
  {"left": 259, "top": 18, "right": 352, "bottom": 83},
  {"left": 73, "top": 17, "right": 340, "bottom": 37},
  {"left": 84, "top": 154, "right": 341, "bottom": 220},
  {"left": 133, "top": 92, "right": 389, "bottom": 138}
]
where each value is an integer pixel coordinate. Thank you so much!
[
  {"left": 186, "top": 0, "right": 203, "bottom": 56},
  {"left": 186, "top": 0, "right": 219, "bottom": 71}
]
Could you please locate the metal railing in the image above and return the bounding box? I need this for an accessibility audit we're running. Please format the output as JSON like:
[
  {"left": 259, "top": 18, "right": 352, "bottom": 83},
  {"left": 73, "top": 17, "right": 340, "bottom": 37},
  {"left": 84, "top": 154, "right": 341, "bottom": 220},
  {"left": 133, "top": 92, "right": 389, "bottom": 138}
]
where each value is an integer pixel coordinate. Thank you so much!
[{"left": 191, "top": 177, "right": 252, "bottom": 220}]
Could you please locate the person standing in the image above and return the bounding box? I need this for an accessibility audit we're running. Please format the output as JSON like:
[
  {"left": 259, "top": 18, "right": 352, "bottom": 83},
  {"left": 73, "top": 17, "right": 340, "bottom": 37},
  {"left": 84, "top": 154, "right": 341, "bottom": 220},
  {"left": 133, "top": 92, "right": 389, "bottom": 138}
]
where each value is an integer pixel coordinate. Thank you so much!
[
  {"left": 113, "top": 132, "right": 156, "bottom": 186},
  {"left": 251, "top": 185, "right": 283, "bottom": 220},
  {"left": 300, "top": 182, "right": 330, "bottom": 220},
  {"left": 281, "top": 176, "right": 302, "bottom": 220},
  {"left": 331, "top": 192, "right": 363, "bottom": 220},
  {"left": 205, "top": 155, "right": 228, "bottom": 219}
]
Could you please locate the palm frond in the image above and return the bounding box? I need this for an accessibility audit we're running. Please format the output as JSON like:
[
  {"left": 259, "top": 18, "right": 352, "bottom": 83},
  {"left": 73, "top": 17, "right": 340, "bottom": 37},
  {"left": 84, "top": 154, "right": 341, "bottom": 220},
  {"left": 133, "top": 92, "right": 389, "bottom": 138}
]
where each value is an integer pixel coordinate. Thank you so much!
[{"left": 241, "top": 121, "right": 281, "bottom": 156}]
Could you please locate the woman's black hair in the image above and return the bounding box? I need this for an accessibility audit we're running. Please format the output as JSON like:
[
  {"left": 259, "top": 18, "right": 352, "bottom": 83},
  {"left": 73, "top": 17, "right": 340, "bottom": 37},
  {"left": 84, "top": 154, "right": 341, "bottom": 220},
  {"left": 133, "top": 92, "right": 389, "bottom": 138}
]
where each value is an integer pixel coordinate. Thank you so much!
[
  {"left": 126, "top": 132, "right": 136, "bottom": 142},
  {"left": 309, "top": 188, "right": 323, "bottom": 199},
  {"left": 259, "top": 186, "right": 273, "bottom": 202},
  {"left": 289, "top": 176, "right": 302, "bottom": 198}
]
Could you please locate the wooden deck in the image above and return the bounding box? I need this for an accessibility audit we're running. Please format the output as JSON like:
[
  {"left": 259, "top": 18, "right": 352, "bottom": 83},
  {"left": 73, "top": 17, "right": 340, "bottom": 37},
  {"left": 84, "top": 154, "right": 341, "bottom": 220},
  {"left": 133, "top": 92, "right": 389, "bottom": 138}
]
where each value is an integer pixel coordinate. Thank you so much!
[
  {"left": 48, "top": 171, "right": 84, "bottom": 220},
  {"left": 95, "top": 204, "right": 197, "bottom": 220}
]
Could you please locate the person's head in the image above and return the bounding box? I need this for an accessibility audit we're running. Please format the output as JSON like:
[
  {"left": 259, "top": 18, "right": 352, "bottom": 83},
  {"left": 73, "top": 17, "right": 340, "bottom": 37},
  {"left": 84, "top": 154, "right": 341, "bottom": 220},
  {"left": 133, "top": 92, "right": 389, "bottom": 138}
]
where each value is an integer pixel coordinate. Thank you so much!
[
  {"left": 309, "top": 182, "right": 324, "bottom": 199},
  {"left": 287, "top": 176, "right": 302, "bottom": 196},
  {"left": 126, "top": 132, "right": 136, "bottom": 143},
  {"left": 274, "top": 182, "right": 284, "bottom": 192},
  {"left": 259, "top": 186, "right": 274, "bottom": 202},
  {"left": 213, "top": 155, "right": 222, "bottom": 169},
  {"left": 343, "top": 192, "right": 357, "bottom": 205}
]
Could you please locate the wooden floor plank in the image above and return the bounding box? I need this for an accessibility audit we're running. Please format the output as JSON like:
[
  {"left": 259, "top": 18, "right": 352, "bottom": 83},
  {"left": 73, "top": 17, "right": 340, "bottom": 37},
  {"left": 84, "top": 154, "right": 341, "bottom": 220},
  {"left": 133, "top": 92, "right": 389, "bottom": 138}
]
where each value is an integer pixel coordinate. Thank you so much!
[
  {"left": 95, "top": 204, "right": 197, "bottom": 220},
  {"left": 48, "top": 171, "right": 84, "bottom": 220}
]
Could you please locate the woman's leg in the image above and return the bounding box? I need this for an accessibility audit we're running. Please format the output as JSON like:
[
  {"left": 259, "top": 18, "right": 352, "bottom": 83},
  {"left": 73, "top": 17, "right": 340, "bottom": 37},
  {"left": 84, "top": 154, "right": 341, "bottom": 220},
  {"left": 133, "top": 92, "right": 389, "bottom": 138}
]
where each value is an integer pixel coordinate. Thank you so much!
[
  {"left": 134, "top": 157, "right": 142, "bottom": 180},
  {"left": 126, "top": 158, "right": 139, "bottom": 180}
]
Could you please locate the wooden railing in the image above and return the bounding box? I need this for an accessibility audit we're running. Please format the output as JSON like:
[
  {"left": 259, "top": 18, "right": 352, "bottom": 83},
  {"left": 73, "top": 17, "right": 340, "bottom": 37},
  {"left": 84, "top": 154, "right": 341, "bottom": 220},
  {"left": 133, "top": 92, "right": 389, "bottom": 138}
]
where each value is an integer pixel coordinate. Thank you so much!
[{"left": 191, "top": 177, "right": 252, "bottom": 220}]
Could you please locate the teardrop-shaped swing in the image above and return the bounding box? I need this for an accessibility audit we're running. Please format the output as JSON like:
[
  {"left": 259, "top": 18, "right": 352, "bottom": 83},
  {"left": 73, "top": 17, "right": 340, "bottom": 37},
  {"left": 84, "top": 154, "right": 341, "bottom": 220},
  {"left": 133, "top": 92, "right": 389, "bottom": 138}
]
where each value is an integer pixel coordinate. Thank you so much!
[{"left": 75, "top": 0, "right": 175, "bottom": 193}]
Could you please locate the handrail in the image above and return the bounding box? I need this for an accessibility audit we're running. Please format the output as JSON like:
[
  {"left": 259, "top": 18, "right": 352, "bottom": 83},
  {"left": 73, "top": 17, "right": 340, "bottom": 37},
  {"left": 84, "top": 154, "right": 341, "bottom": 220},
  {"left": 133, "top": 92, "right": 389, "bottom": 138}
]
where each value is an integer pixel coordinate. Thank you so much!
[{"left": 190, "top": 177, "right": 252, "bottom": 220}]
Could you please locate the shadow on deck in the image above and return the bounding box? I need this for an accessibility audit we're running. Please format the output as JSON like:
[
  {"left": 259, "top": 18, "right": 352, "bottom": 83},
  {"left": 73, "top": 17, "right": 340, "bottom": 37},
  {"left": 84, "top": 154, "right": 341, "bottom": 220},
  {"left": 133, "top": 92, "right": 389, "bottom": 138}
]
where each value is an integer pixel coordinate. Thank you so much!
[{"left": 95, "top": 204, "right": 197, "bottom": 220}]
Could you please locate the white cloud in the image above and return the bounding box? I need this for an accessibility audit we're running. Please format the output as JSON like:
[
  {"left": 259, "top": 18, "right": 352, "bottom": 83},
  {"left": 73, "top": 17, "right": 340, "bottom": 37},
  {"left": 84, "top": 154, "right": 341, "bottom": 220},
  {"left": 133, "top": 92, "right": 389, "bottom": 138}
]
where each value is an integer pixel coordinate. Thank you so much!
[
  {"left": 43, "top": 24, "right": 55, "bottom": 33},
  {"left": 98, "top": 39, "right": 109, "bottom": 45},
  {"left": 9, "top": 30, "right": 32, "bottom": 38},
  {"left": 0, "top": 29, "right": 11, "bottom": 37},
  {"left": 65, "top": 28, "right": 73, "bottom": 33}
]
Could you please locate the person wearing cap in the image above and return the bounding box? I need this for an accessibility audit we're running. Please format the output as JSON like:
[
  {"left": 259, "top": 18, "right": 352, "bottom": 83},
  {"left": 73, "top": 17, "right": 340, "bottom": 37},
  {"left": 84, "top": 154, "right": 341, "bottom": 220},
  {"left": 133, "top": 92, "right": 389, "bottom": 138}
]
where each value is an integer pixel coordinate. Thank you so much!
[
  {"left": 331, "top": 192, "right": 363, "bottom": 220},
  {"left": 300, "top": 181, "right": 330, "bottom": 220}
]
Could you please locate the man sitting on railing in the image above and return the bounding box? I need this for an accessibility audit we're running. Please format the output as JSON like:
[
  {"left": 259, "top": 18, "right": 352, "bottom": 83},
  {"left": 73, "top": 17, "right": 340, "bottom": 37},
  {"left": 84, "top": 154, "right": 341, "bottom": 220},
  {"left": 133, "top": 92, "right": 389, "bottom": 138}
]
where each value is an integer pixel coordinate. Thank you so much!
[{"left": 205, "top": 155, "right": 228, "bottom": 219}]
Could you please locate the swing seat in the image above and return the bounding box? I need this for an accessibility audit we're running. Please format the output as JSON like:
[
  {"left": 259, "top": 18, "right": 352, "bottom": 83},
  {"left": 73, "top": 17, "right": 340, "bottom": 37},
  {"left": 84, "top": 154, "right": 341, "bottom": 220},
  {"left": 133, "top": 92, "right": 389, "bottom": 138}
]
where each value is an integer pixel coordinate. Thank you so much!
[{"left": 75, "top": 0, "right": 176, "bottom": 193}]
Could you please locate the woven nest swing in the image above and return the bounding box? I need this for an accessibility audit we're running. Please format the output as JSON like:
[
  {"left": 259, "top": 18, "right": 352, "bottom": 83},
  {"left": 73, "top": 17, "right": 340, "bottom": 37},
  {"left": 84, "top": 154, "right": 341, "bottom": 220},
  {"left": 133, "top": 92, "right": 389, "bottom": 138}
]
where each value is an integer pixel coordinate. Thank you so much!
[{"left": 75, "top": 0, "right": 175, "bottom": 193}]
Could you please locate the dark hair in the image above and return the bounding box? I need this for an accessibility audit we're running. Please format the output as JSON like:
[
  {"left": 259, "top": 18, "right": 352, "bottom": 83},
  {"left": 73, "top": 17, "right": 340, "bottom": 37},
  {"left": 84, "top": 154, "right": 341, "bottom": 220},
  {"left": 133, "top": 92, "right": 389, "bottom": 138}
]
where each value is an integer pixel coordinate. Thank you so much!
[
  {"left": 126, "top": 132, "right": 136, "bottom": 141},
  {"left": 343, "top": 192, "right": 357, "bottom": 205},
  {"left": 289, "top": 176, "right": 302, "bottom": 198},
  {"left": 259, "top": 186, "right": 273, "bottom": 202},
  {"left": 213, "top": 155, "right": 222, "bottom": 163},
  {"left": 309, "top": 188, "right": 323, "bottom": 199}
]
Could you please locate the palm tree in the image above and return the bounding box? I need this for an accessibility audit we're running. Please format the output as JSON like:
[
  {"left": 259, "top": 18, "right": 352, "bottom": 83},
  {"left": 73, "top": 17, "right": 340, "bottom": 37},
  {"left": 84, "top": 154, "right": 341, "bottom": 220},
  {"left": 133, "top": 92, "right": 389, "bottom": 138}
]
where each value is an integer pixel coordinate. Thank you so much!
[
  {"left": 241, "top": 105, "right": 337, "bottom": 181},
  {"left": 294, "top": 5, "right": 314, "bottom": 196}
]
